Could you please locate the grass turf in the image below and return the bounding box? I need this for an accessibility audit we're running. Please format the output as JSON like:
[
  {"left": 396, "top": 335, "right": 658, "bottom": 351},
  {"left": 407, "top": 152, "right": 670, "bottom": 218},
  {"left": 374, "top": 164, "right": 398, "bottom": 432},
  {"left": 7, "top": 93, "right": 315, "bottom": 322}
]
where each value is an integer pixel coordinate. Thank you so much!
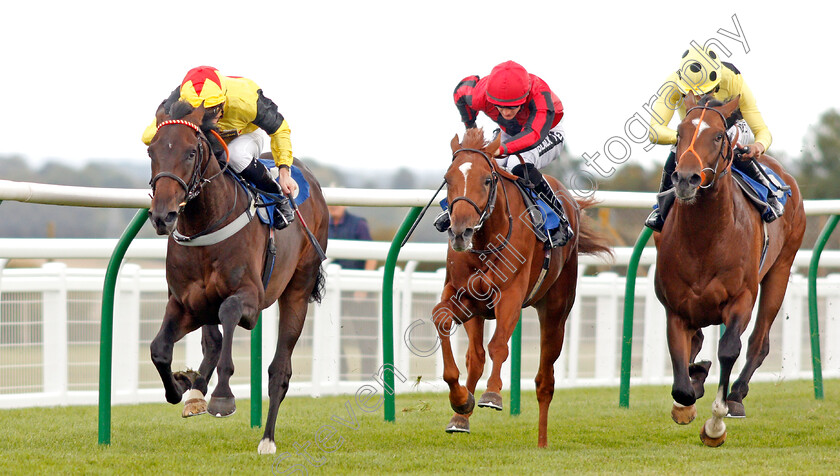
[{"left": 1, "top": 379, "right": 838, "bottom": 475}]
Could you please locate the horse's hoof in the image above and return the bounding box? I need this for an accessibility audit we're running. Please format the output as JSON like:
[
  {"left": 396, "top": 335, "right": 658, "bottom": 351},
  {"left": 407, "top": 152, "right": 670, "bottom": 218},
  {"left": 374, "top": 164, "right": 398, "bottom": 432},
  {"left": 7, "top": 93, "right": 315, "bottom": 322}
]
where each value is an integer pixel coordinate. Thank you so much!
[
  {"left": 445, "top": 414, "right": 470, "bottom": 433},
  {"left": 451, "top": 392, "right": 475, "bottom": 415},
  {"left": 671, "top": 402, "right": 696, "bottom": 425},
  {"left": 208, "top": 396, "right": 237, "bottom": 417},
  {"left": 182, "top": 389, "right": 207, "bottom": 418},
  {"left": 700, "top": 421, "right": 727, "bottom": 447},
  {"left": 726, "top": 400, "right": 746, "bottom": 418},
  {"left": 477, "top": 391, "right": 503, "bottom": 411},
  {"left": 258, "top": 438, "right": 276, "bottom": 455}
]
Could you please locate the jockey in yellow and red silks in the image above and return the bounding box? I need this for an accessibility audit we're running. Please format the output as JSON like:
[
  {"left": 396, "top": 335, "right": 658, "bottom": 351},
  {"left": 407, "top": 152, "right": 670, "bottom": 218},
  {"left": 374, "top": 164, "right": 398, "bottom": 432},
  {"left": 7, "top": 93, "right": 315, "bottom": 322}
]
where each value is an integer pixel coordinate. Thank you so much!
[
  {"left": 644, "top": 48, "right": 782, "bottom": 232},
  {"left": 142, "top": 66, "right": 295, "bottom": 229}
]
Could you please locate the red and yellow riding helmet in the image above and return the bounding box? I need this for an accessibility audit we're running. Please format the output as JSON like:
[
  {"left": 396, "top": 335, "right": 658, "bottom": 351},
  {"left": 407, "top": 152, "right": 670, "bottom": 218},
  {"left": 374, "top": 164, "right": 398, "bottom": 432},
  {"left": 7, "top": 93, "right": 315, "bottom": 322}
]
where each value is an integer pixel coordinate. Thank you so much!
[{"left": 179, "top": 66, "right": 227, "bottom": 108}]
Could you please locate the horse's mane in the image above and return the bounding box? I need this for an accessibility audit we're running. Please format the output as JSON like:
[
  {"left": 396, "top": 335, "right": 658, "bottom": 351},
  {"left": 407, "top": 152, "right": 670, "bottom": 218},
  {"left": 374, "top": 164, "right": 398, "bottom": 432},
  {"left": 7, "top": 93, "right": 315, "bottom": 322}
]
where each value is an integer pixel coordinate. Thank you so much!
[
  {"left": 462, "top": 128, "right": 489, "bottom": 149},
  {"left": 697, "top": 94, "right": 742, "bottom": 127}
]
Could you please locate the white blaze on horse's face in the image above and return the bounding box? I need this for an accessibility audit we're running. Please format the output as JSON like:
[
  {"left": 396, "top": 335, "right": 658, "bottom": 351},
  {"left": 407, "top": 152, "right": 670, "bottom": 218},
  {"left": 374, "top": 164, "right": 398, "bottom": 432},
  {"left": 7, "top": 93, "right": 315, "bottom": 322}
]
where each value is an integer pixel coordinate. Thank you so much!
[
  {"left": 458, "top": 162, "right": 472, "bottom": 196},
  {"left": 691, "top": 118, "right": 710, "bottom": 136}
]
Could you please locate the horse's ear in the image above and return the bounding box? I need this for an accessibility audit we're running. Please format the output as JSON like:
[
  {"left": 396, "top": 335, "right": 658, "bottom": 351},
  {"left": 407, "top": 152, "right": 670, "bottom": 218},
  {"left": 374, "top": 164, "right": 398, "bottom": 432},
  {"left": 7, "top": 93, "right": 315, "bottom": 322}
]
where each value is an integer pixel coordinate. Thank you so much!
[
  {"left": 719, "top": 94, "right": 741, "bottom": 118},
  {"left": 684, "top": 91, "right": 698, "bottom": 109},
  {"left": 486, "top": 132, "right": 502, "bottom": 157},
  {"left": 187, "top": 101, "right": 206, "bottom": 124},
  {"left": 450, "top": 134, "right": 461, "bottom": 154},
  {"left": 154, "top": 101, "right": 169, "bottom": 126}
]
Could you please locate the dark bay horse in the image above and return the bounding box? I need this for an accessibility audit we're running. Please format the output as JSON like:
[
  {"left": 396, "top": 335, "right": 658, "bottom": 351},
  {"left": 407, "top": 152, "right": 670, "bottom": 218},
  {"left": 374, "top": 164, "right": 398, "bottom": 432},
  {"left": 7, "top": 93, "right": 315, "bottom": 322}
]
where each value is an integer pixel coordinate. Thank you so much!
[
  {"left": 146, "top": 101, "right": 328, "bottom": 454},
  {"left": 654, "top": 93, "right": 805, "bottom": 446},
  {"left": 431, "top": 128, "right": 612, "bottom": 447}
]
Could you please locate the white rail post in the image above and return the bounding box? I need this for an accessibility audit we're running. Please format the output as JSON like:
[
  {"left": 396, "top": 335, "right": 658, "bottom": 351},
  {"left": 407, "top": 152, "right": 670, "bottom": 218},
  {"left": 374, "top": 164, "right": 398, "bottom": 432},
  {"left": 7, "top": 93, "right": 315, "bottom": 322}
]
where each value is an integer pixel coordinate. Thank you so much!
[
  {"left": 594, "top": 272, "right": 620, "bottom": 382},
  {"left": 42, "top": 263, "right": 68, "bottom": 400},
  {"left": 113, "top": 264, "right": 141, "bottom": 403}
]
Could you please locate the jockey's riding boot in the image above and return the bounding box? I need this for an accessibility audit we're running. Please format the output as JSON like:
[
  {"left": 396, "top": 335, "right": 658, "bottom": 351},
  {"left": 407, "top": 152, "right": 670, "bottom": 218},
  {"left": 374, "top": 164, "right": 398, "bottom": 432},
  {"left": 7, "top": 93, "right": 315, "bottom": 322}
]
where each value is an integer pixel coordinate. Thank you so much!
[
  {"left": 645, "top": 150, "right": 677, "bottom": 232},
  {"left": 239, "top": 158, "right": 295, "bottom": 230},
  {"left": 512, "top": 163, "right": 574, "bottom": 247},
  {"left": 739, "top": 158, "right": 785, "bottom": 222},
  {"left": 532, "top": 177, "right": 575, "bottom": 247},
  {"left": 433, "top": 211, "right": 450, "bottom": 232}
]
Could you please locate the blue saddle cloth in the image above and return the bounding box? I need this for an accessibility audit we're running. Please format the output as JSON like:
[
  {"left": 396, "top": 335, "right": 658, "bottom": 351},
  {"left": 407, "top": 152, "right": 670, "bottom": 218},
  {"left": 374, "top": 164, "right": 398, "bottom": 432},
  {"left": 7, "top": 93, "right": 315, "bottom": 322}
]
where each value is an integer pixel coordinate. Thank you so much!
[
  {"left": 239, "top": 160, "right": 311, "bottom": 227},
  {"left": 440, "top": 194, "right": 560, "bottom": 232},
  {"left": 731, "top": 163, "right": 791, "bottom": 221}
]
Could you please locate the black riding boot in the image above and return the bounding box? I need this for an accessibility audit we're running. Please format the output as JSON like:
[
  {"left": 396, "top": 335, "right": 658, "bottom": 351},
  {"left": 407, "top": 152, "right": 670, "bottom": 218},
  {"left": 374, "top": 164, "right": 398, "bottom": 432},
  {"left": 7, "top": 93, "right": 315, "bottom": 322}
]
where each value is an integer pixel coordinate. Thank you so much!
[
  {"left": 737, "top": 159, "right": 785, "bottom": 222},
  {"left": 433, "top": 211, "right": 450, "bottom": 232},
  {"left": 644, "top": 150, "right": 677, "bottom": 232},
  {"left": 513, "top": 163, "right": 574, "bottom": 247},
  {"left": 239, "top": 159, "right": 295, "bottom": 230}
]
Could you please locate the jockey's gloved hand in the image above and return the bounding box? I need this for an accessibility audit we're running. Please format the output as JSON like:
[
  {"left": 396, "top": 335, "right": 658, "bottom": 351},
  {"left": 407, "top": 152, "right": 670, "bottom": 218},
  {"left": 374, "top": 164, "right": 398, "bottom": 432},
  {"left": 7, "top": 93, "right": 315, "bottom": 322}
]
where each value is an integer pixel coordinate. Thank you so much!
[{"left": 734, "top": 146, "right": 750, "bottom": 161}]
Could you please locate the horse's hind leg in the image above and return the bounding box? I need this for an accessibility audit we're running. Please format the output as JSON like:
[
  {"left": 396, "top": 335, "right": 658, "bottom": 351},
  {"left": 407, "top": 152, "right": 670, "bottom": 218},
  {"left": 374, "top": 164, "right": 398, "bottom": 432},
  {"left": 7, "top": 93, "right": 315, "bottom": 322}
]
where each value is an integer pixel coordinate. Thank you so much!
[
  {"left": 150, "top": 299, "right": 195, "bottom": 405},
  {"left": 534, "top": 290, "right": 573, "bottom": 448},
  {"left": 727, "top": 263, "right": 791, "bottom": 417},
  {"left": 259, "top": 269, "right": 316, "bottom": 454},
  {"left": 688, "top": 329, "right": 712, "bottom": 400},
  {"left": 182, "top": 325, "right": 223, "bottom": 417}
]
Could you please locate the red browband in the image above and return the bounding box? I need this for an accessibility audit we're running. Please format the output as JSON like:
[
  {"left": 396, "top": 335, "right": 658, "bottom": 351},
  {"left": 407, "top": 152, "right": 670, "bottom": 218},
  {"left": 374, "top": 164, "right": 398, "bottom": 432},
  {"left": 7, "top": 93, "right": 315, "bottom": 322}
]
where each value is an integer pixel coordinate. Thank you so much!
[{"left": 157, "top": 119, "right": 201, "bottom": 133}]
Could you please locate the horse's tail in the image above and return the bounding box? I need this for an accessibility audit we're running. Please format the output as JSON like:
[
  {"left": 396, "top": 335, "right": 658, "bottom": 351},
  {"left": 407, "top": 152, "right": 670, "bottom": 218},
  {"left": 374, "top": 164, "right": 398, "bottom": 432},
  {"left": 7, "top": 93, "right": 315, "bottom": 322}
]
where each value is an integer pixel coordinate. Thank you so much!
[
  {"left": 309, "top": 264, "right": 326, "bottom": 304},
  {"left": 574, "top": 197, "right": 613, "bottom": 259}
]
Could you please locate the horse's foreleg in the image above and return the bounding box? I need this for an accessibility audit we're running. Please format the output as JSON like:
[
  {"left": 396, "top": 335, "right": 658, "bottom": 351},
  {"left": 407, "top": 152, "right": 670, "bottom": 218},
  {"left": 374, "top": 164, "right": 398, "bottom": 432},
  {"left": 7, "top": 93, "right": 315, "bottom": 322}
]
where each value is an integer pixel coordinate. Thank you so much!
[
  {"left": 667, "top": 313, "right": 697, "bottom": 424},
  {"left": 484, "top": 298, "right": 523, "bottom": 396},
  {"left": 432, "top": 301, "right": 473, "bottom": 433},
  {"left": 702, "top": 295, "right": 752, "bottom": 447},
  {"left": 182, "top": 325, "right": 223, "bottom": 417},
  {"left": 463, "top": 317, "right": 487, "bottom": 398},
  {"left": 208, "top": 292, "right": 258, "bottom": 418},
  {"left": 150, "top": 300, "right": 192, "bottom": 405}
]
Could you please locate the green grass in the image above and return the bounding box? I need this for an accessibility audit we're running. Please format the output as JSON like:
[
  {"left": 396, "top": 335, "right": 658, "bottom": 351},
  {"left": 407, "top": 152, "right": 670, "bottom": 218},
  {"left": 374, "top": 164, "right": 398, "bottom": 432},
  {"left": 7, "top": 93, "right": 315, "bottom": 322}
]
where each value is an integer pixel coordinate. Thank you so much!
[{"left": 1, "top": 379, "right": 839, "bottom": 475}]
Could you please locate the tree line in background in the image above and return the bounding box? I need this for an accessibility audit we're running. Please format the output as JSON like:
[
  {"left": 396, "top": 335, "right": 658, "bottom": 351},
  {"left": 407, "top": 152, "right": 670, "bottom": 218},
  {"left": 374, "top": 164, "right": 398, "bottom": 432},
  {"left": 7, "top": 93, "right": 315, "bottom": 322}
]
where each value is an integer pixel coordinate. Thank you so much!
[{"left": 1, "top": 109, "right": 838, "bottom": 249}]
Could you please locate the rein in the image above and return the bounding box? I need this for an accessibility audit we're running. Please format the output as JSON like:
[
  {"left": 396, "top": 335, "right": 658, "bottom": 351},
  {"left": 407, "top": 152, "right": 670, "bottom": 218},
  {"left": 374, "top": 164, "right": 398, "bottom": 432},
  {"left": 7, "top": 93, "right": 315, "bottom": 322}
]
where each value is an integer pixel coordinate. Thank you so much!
[
  {"left": 449, "top": 147, "right": 514, "bottom": 255},
  {"left": 680, "top": 105, "right": 738, "bottom": 189}
]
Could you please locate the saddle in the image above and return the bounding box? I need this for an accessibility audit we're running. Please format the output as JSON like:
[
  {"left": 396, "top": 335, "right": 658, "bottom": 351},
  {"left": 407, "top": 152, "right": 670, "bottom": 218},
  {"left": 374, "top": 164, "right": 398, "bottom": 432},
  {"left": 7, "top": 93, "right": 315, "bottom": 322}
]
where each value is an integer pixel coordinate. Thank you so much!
[{"left": 731, "top": 164, "right": 791, "bottom": 222}]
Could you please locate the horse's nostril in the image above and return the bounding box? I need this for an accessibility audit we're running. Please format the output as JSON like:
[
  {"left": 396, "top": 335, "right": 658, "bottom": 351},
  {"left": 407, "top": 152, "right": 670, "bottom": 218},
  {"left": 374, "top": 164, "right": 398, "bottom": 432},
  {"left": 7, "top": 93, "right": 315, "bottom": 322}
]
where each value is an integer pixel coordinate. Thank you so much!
[{"left": 689, "top": 174, "right": 702, "bottom": 187}]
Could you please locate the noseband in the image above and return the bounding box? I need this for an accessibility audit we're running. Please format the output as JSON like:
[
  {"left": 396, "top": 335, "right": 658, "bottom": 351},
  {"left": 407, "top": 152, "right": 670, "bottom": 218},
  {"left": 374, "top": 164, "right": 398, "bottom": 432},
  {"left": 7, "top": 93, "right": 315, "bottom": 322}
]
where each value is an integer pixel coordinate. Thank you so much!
[{"left": 680, "top": 105, "right": 737, "bottom": 189}]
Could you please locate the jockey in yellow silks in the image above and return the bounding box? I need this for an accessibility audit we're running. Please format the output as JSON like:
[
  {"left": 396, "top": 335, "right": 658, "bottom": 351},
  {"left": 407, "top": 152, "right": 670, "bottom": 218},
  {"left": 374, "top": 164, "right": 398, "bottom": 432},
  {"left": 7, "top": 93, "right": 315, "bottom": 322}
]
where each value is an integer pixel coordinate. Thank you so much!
[
  {"left": 644, "top": 48, "right": 783, "bottom": 232},
  {"left": 142, "top": 66, "right": 296, "bottom": 229}
]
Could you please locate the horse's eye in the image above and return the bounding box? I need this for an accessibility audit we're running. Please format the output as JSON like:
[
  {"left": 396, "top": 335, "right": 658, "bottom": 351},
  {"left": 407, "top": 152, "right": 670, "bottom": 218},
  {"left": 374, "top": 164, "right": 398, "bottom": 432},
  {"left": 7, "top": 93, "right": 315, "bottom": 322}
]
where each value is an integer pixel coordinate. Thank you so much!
[
  {"left": 484, "top": 177, "right": 492, "bottom": 186},
  {"left": 188, "top": 149, "right": 197, "bottom": 160},
  {"left": 715, "top": 132, "right": 723, "bottom": 142}
]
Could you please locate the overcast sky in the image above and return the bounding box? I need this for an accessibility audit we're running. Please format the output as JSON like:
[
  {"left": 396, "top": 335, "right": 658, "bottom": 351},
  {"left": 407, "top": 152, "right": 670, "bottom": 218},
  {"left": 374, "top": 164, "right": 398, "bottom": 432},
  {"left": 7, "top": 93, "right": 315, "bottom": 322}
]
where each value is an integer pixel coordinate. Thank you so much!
[{"left": 1, "top": 1, "right": 833, "bottom": 179}]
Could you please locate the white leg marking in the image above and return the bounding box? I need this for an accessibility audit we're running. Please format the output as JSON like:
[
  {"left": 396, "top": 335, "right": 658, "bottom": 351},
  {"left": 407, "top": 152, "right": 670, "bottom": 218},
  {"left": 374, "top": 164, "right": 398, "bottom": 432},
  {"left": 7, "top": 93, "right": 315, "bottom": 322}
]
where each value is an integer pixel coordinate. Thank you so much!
[{"left": 258, "top": 438, "right": 277, "bottom": 455}]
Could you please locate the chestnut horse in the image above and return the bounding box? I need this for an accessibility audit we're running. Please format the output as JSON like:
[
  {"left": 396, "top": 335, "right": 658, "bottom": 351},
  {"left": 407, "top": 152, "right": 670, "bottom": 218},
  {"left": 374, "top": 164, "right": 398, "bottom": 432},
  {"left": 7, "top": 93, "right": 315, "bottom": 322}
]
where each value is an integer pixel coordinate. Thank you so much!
[
  {"left": 654, "top": 93, "right": 805, "bottom": 446},
  {"left": 146, "top": 101, "right": 328, "bottom": 454},
  {"left": 431, "top": 128, "right": 611, "bottom": 447}
]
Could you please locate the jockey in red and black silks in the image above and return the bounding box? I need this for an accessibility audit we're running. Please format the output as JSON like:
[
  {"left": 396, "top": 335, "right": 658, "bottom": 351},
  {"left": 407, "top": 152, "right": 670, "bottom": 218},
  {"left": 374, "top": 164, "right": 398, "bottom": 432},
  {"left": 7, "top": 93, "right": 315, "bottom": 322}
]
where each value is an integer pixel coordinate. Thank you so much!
[{"left": 438, "top": 60, "right": 574, "bottom": 248}]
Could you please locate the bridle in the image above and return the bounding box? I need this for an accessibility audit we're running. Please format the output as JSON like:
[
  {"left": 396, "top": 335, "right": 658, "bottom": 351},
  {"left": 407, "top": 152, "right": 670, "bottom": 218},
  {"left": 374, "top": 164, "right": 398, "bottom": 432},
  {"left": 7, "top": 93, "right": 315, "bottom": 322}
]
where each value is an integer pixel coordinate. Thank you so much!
[
  {"left": 448, "top": 147, "right": 514, "bottom": 254},
  {"left": 149, "top": 119, "right": 240, "bottom": 242},
  {"left": 149, "top": 119, "right": 229, "bottom": 204},
  {"left": 679, "top": 105, "right": 739, "bottom": 189}
]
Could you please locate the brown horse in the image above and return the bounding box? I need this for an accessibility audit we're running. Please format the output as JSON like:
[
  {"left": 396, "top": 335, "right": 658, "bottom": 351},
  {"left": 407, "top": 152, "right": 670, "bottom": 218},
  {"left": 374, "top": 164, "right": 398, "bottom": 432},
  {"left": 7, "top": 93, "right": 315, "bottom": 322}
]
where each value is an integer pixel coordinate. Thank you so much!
[
  {"left": 146, "top": 101, "right": 328, "bottom": 454},
  {"left": 654, "top": 93, "right": 805, "bottom": 446},
  {"left": 431, "top": 128, "right": 611, "bottom": 447}
]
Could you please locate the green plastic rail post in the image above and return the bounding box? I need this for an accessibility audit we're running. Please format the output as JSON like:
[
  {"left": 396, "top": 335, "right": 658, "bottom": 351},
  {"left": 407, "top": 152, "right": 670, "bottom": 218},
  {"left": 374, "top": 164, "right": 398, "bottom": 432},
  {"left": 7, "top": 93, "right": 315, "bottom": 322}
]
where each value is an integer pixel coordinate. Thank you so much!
[
  {"left": 251, "top": 313, "right": 263, "bottom": 427},
  {"left": 99, "top": 209, "right": 149, "bottom": 445},
  {"left": 807, "top": 214, "right": 838, "bottom": 400},
  {"left": 382, "top": 206, "right": 422, "bottom": 422},
  {"left": 619, "top": 227, "right": 653, "bottom": 408},
  {"left": 510, "top": 314, "right": 522, "bottom": 416}
]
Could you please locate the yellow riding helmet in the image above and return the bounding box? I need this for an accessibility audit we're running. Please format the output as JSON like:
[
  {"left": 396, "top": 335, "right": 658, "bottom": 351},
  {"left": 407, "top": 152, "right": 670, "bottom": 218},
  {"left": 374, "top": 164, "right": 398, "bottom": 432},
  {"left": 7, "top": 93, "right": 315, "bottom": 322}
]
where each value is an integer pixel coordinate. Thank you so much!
[
  {"left": 179, "top": 66, "right": 227, "bottom": 108},
  {"left": 675, "top": 48, "right": 722, "bottom": 95}
]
